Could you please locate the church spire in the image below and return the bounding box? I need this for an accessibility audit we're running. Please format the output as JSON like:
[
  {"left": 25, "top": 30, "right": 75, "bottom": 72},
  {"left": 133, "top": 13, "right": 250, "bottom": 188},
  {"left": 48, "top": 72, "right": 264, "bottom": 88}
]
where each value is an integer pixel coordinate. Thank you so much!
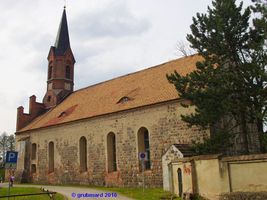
[
  {"left": 54, "top": 7, "right": 70, "bottom": 56},
  {"left": 43, "top": 7, "right": 75, "bottom": 108}
]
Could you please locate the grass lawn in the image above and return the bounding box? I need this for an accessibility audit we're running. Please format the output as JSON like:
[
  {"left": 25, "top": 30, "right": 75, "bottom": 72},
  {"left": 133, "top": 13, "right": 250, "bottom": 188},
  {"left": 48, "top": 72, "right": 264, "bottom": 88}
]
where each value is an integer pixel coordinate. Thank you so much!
[
  {"left": 17, "top": 183, "right": 180, "bottom": 200},
  {"left": 57, "top": 184, "right": 179, "bottom": 200},
  {"left": 96, "top": 187, "right": 180, "bottom": 200},
  {"left": 0, "top": 187, "right": 65, "bottom": 200},
  {"left": 56, "top": 184, "right": 179, "bottom": 200}
]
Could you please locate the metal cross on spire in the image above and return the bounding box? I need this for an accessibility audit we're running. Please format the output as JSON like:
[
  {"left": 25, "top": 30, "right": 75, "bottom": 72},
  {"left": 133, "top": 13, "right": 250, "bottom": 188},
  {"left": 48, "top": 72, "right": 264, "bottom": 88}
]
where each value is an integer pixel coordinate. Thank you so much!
[{"left": 64, "top": 0, "right": 67, "bottom": 9}]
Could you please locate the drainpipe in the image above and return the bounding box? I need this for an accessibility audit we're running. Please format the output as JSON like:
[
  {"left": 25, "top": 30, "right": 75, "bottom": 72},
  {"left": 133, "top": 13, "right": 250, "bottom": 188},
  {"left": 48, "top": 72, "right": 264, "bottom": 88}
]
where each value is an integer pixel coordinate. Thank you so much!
[{"left": 227, "top": 162, "right": 233, "bottom": 192}]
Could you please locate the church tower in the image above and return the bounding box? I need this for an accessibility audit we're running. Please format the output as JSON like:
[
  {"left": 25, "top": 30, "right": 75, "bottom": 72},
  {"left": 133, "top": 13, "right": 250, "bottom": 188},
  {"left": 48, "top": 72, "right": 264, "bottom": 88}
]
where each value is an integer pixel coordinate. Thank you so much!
[{"left": 43, "top": 7, "right": 75, "bottom": 108}]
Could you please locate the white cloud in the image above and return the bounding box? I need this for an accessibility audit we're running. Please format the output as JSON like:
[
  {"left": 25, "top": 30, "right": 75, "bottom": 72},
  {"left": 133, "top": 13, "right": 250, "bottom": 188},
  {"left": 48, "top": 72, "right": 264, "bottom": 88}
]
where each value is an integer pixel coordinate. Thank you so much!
[{"left": 71, "top": 1, "right": 150, "bottom": 39}]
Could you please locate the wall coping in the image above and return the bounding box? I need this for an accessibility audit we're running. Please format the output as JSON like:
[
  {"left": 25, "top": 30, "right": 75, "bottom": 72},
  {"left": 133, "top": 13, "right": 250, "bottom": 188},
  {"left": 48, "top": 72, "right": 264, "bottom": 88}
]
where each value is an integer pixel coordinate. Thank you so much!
[
  {"left": 171, "top": 153, "right": 267, "bottom": 164},
  {"left": 221, "top": 153, "right": 267, "bottom": 162},
  {"left": 171, "top": 154, "right": 222, "bottom": 163}
]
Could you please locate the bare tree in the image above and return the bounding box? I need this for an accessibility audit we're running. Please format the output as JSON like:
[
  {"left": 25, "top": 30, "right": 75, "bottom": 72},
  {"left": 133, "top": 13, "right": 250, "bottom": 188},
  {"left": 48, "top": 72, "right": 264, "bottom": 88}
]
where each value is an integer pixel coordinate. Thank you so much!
[
  {"left": 7, "top": 135, "right": 15, "bottom": 152},
  {"left": 0, "top": 132, "right": 16, "bottom": 162},
  {"left": 0, "top": 132, "right": 8, "bottom": 162},
  {"left": 176, "top": 40, "right": 196, "bottom": 57}
]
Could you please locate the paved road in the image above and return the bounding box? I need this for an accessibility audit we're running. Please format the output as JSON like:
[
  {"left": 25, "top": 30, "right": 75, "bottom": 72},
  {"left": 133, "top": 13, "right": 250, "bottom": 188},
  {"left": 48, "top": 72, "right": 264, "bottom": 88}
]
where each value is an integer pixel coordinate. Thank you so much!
[{"left": 12, "top": 184, "right": 134, "bottom": 200}]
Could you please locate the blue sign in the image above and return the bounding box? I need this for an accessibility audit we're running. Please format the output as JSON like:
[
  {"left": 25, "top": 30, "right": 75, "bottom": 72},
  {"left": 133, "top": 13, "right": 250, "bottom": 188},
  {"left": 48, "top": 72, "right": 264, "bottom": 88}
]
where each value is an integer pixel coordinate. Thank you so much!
[
  {"left": 139, "top": 152, "right": 148, "bottom": 161},
  {"left": 6, "top": 151, "right": 18, "bottom": 163},
  {"left": 140, "top": 153, "right": 146, "bottom": 159}
]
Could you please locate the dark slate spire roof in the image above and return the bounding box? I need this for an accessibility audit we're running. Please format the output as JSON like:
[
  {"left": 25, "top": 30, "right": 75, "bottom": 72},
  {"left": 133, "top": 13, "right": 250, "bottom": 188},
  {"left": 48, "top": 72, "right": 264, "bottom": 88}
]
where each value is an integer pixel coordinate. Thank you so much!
[{"left": 54, "top": 8, "right": 70, "bottom": 56}]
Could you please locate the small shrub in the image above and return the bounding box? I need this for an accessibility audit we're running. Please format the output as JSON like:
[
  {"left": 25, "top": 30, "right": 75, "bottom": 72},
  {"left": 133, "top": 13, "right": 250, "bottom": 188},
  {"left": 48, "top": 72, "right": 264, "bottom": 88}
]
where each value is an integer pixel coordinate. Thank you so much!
[
  {"left": 191, "top": 131, "right": 232, "bottom": 155},
  {"left": 219, "top": 191, "right": 267, "bottom": 200},
  {"left": 191, "top": 194, "right": 209, "bottom": 200},
  {"left": 160, "top": 193, "right": 179, "bottom": 199},
  {"left": 263, "top": 133, "right": 267, "bottom": 152}
]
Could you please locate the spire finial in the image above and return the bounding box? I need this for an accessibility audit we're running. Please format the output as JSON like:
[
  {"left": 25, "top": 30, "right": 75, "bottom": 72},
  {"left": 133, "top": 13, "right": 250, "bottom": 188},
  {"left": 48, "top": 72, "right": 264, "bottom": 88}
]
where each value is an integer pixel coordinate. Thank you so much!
[
  {"left": 64, "top": 0, "right": 66, "bottom": 9},
  {"left": 54, "top": 4, "right": 70, "bottom": 55}
]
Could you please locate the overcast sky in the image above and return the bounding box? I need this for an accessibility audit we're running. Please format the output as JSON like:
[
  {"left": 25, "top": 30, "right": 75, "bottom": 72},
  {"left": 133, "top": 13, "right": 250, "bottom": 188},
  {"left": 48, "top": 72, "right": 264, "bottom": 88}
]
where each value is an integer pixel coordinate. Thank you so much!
[{"left": 0, "top": 0, "right": 252, "bottom": 134}]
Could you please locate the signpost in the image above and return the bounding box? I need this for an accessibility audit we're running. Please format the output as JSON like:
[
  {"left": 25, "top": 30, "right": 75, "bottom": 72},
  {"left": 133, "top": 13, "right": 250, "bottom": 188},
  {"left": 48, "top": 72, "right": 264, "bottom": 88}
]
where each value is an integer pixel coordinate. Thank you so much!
[
  {"left": 5, "top": 151, "right": 18, "bottom": 200},
  {"left": 139, "top": 152, "right": 147, "bottom": 161},
  {"left": 139, "top": 152, "right": 147, "bottom": 192},
  {"left": 5, "top": 151, "right": 18, "bottom": 169}
]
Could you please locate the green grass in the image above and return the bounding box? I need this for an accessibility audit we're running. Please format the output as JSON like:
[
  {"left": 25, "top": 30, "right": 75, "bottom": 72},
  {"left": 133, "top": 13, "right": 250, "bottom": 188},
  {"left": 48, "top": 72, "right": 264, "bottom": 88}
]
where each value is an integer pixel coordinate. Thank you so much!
[
  {"left": 95, "top": 187, "right": 180, "bottom": 200},
  {"left": 60, "top": 184, "right": 179, "bottom": 200},
  {"left": 62, "top": 184, "right": 179, "bottom": 200},
  {"left": 0, "top": 187, "right": 65, "bottom": 200},
  {"left": 17, "top": 183, "right": 180, "bottom": 200}
]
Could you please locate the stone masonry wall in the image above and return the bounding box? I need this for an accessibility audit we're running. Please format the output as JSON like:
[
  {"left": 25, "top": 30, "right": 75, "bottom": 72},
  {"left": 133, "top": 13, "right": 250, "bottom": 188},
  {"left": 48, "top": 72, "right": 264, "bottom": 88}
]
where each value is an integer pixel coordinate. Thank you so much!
[{"left": 15, "top": 100, "right": 208, "bottom": 187}]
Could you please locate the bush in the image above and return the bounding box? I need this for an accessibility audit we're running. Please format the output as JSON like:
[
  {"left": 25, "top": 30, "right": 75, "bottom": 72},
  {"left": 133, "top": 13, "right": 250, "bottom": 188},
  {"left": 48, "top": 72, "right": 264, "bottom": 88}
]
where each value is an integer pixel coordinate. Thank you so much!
[
  {"left": 263, "top": 133, "right": 267, "bottom": 151},
  {"left": 0, "top": 168, "right": 5, "bottom": 182},
  {"left": 219, "top": 192, "right": 267, "bottom": 200},
  {"left": 191, "top": 131, "right": 232, "bottom": 155}
]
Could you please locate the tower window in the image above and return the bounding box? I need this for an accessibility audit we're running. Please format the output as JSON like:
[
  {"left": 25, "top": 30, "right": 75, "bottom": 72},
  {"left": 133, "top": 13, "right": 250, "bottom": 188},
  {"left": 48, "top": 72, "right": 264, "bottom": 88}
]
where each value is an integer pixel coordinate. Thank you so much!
[
  {"left": 48, "top": 66, "right": 53, "bottom": 79},
  {"left": 66, "top": 66, "right": 71, "bottom": 79},
  {"left": 47, "top": 96, "right": 51, "bottom": 102},
  {"left": 48, "top": 83, "right": 53, "bottom": 90}
]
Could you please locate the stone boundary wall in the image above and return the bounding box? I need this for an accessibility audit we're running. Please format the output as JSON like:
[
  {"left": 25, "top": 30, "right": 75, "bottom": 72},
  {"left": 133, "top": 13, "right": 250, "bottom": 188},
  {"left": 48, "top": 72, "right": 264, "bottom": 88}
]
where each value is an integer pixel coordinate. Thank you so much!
[{"left": 170, "top": 153, "right": 267, "bottom": 200}]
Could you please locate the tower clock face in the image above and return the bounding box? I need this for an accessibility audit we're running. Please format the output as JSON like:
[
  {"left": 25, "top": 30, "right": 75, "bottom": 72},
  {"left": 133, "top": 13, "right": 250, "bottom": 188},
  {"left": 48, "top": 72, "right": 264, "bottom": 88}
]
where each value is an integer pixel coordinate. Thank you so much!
[
  {"left": 48, "top": 83, "right": 53, "bottom": 90},
  {"left": 64, "top": 83, "right": 71, "bottom": 90}
]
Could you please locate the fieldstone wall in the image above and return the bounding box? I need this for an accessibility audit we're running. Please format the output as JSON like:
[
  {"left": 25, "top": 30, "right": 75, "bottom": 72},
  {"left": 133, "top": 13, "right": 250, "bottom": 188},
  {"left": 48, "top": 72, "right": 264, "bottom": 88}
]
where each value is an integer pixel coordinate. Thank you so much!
[
  {"left": 170, "top": 154, "right": 267, "bottom": 199},
  {"left": 15, "top": 100, "right": 208, "bottom": 187}
]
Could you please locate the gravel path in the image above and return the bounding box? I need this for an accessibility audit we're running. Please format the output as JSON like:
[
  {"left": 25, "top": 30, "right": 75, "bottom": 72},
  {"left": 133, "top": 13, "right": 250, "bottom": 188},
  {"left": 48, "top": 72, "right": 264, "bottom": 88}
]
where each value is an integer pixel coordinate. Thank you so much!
[{"left": 13, "top": 184, "right": 134, "bottom": 200}]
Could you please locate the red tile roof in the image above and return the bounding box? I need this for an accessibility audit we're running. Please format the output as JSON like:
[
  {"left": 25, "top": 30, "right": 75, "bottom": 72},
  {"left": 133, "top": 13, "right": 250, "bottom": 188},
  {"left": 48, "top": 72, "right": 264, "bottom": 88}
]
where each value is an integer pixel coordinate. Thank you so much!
[{"left": 17, "top": 55, "right": 201, "bottom": 133}]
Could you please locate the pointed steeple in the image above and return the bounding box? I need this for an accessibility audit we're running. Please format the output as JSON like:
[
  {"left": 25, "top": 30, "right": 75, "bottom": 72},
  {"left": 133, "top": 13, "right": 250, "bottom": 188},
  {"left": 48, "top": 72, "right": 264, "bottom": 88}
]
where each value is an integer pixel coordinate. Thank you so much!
[
  {"left": 54, "top": 7, "right": 70, "bottom": 56},
  {"left": 44, "top": 7, "right": 75, "bottom": 108}
]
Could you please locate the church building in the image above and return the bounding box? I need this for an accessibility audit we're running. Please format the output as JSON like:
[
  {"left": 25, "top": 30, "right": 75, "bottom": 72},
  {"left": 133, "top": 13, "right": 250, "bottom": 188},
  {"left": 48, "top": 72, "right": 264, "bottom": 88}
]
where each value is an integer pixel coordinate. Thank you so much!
[{"left": 15, "top": 8, "right": 207, "bottom": 187}]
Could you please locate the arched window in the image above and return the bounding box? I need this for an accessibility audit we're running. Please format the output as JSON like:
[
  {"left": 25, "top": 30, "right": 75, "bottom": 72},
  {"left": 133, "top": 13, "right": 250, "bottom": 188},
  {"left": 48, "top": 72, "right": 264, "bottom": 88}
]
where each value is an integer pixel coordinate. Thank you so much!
[
  {"left": 137, "top": 127, "right": 151, "bottom": 170},
  {"left": 48, "top": 141, "right": 54, "bottom": 173},
  {"left": 48, "top": 66, "right": 53, "bottom": 79},
  {"left": 32, "top": 143, "right": 37, "bottom": 160},
  {"left": 66, "top": 66, "right": 71, "bottom": 79},
  {"left": 79, "top": 136, "right": 87, "bottom": 172},
  {"left": 107, "top": 132, "right": 117, "bottom": 172}
]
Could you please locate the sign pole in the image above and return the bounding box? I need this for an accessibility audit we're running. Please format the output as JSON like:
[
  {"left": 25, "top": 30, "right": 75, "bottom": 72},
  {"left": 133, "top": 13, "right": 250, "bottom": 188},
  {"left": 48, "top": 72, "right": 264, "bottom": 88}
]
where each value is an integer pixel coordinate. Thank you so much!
[
  {"left": 139, "top": 152, "right": 147, "bottom": 193},
  {"left": 7, "top": 170, "right": 11, "bottom": 200},
  {"left": 8, "top": 179, "right": 10, "bottom": 200},
  {"left": 5, "top": 151, "right": 18, "bottom": 200},
  {"left": 142, "top": 160, "right": 145, "bottom": 192}
]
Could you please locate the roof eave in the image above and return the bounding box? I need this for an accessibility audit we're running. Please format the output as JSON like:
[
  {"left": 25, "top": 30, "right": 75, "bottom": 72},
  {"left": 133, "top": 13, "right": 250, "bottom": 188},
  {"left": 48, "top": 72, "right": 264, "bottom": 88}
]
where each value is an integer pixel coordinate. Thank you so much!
[{"left": 15, "top": 97, "right": 183, "bottom": 135}]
